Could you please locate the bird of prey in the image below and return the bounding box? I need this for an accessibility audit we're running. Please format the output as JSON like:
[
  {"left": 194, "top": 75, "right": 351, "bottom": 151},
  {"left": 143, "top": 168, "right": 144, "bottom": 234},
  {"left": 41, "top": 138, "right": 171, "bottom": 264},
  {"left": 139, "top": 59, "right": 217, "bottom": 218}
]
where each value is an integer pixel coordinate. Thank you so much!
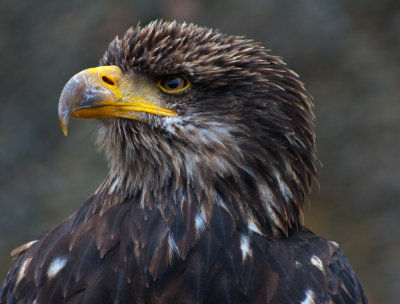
[{"left": 1, "top": 21, "right": 367, "bottom": 304}]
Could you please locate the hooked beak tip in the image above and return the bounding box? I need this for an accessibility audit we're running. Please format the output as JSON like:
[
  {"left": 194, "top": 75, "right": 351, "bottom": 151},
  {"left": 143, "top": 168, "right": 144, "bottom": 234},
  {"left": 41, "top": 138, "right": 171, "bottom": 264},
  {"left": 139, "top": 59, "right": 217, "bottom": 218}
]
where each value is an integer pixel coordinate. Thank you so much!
[
  {"left": 61, "top": 124, "right": 68, "bottom": 136},
  {"left": 58, "top": 107, "right": 71, "bottom": 136}
]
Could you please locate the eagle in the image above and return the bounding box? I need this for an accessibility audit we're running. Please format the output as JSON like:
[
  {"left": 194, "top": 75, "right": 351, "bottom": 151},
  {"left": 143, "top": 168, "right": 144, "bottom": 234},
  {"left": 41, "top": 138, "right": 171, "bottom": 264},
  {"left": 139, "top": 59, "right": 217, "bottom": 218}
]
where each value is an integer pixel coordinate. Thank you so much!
[{"left": 1, "top": 21, "right": 367, "bottom": 304}]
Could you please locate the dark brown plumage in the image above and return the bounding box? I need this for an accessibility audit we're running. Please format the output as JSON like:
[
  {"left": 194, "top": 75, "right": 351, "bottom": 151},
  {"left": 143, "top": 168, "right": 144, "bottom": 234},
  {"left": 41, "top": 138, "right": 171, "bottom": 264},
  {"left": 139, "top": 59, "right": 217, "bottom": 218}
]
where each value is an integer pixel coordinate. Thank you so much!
[{"left": 1, "top": 21, "right": 367, "bottom": 303}]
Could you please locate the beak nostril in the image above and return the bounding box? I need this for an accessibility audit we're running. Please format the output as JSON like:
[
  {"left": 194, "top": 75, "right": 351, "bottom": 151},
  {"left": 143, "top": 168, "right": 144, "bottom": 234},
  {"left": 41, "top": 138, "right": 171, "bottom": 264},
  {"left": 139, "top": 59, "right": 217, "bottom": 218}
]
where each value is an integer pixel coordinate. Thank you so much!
[{"left": 102, "top": 75, "right": 115, "bottom": 86}]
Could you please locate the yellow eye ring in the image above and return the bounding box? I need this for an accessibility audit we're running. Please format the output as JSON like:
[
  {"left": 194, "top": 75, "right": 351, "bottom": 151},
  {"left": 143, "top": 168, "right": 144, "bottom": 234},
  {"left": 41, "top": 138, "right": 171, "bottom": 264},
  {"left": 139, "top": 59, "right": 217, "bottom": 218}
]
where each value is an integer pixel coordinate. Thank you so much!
[{"left": 157, "top": 74, "right": 190, "bottom": 93}]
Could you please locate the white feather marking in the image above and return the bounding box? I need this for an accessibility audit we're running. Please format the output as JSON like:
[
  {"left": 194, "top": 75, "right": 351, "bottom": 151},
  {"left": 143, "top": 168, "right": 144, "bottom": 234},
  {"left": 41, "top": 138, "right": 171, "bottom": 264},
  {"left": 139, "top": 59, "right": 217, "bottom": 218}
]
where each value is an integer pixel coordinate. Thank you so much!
[
  {"left": 310, "top": 255, "right": 324, "bottom": 271},
  {"left": 215, "top": 195, "right": 230, "bottom": 212},
  {"left": 258, "top": 183, "right": 283, "bottom": 230},
  {"left": 284, "top": 160, "right": 300, "bottom": 184},
  {"left": 264, "top": 201, "right": 281, "bottom": 226},
  {"left": 163, "top": 116, "right": 184, "bottom": 134},
  {"left": 108, "top": 176, "right": 121, "bottom": 194},
  {"left": 240, "top": 234, "right": 252, "bottom": 262},
  {"left": 295, "top": 260, "right": 302, "bottom": 268},
  {"left": 247, "top": 219, "right": 261, "bottom": 235},
  {"left": 25, "top": 239, "right": 38, "bottom": 247},
  {"left": 16, "top": 257, "right": 32, "bottom": 284},
  {"left": 258, "top": 184, "right": 274, "bottom": 203},
  {"left": 168, "top": 234, "right": 179, "bottom": 256},
  {"left": 195, "top": 209, "right": 206, "bottom": 233},
  {"left": 329, "top": 240, "right": 339, "bottom": 249},
  {"left": 301, "top": 289, "right": 315, "bottom": 304},
  {"left": 274, "top": 169, "right": 292, "bottom": 202},
  {"left": 47, "top": 256, "right": 67, "bottom": 279},
  {"left": 11, "top": 240, "right": 38, "bottom": 258}
]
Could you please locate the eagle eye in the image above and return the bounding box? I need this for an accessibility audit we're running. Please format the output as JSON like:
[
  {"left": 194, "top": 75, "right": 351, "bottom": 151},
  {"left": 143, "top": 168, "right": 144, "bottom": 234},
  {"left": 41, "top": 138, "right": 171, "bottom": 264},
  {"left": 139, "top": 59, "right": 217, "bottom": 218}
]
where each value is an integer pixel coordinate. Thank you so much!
[{"left": 158, "top": 75, "right": 190, "bottom": 93}]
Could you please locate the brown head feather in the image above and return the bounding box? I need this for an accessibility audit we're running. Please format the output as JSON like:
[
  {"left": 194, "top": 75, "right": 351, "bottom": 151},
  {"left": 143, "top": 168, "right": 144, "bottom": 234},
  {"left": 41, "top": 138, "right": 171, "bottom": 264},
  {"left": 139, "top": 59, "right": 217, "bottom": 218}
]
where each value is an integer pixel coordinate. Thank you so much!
[{"left": 96, "top": 20, "right": 316, "bottom": 237}]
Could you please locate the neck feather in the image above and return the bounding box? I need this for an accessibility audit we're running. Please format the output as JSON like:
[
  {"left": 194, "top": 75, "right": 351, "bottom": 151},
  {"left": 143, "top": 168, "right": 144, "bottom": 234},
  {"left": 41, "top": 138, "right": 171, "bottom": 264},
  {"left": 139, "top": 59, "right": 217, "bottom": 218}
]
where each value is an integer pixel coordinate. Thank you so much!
[{"left": 92, "top": 123, "right": 312, "bottom": 238}]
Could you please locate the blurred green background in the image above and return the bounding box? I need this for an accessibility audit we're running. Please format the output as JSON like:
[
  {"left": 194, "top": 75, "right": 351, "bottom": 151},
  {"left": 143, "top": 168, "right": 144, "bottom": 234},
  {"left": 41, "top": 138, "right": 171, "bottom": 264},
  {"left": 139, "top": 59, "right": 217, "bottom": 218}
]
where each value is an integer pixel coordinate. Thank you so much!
[{"left": 0, "top": 0, "right": 399, "bottom": 303}]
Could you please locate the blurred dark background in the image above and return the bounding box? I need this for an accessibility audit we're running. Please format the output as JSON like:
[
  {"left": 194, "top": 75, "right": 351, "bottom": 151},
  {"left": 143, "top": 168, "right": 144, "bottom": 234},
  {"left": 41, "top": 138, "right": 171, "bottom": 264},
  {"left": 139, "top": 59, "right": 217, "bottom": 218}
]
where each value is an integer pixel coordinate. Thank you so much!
[{"left": 0, "top": 0, "right": 399, "bottom": 303}]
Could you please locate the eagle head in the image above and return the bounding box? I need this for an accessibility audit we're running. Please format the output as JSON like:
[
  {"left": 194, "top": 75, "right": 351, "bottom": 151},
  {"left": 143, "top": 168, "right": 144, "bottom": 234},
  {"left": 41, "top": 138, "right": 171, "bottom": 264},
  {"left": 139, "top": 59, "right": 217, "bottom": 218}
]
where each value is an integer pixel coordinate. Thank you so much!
[{"left": 58, "top": 20, "right": 316, "bottom": 237}]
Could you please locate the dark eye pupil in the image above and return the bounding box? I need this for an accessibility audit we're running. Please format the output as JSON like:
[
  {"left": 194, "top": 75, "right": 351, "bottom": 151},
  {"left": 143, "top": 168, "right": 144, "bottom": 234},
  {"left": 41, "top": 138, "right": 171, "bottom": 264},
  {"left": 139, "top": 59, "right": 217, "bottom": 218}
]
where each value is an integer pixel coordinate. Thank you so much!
[{"left": 167, "top": 78, "right": 180, "bottom": 89}]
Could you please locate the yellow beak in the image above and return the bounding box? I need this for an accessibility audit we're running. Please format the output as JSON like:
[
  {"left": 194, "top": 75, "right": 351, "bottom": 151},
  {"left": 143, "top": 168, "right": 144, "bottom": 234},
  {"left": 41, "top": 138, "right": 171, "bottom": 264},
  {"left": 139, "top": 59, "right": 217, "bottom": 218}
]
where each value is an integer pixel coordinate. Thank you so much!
[{"left": 58, "top": 66, "right": 176, "bottom": 135}]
